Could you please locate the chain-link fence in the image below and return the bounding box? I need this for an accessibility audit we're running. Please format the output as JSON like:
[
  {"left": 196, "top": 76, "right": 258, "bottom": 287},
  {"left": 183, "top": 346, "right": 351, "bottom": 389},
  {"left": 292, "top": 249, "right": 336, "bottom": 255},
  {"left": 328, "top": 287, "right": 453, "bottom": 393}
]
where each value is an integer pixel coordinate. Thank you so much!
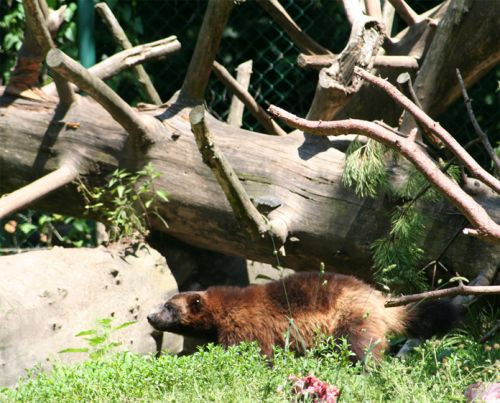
[
  {"left": 93, "top": 0, "right": 499, "bottom": 168},
  {"left": 1, "top": 0, "right": 498, "bottom": 164}
]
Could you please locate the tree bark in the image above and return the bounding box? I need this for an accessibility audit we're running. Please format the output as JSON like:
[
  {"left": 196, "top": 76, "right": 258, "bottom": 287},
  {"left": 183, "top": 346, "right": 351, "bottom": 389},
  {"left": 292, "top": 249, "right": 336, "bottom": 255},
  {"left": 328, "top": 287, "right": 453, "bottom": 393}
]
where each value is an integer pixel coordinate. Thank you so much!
[{"left": 1, "top": 89, "right": 498, "bottom": 281}]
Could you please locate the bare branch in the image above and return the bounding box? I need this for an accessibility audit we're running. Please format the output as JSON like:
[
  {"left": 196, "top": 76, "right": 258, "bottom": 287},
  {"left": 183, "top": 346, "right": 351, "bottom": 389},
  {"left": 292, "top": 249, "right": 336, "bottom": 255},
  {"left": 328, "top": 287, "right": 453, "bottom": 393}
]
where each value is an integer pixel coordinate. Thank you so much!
[
  {"left": 364, "top": 0, "right": 382, "bottom": 20},
  {"left": 297, "top": 54, "right": 418, "bottom": 70},
  {"left": 341, "top": 0, "right": 364, "bottom": 25},
  {"left": 385, "top": 284, "right": 500, "bottom": 307},
  {"left": 212, "top": 61, "right": 286, "bottom": 136},
  {"left": 179, "top": 0, "right": 233, "bottom": 102},
  {"left": 374, "top": 55, "right": 418, "bottom": 69},
  {"left": 388, "top": 0, "right": 420, "bottom": 26},
  {"left": 43, "top": 37, "right": 181, "bottom": 96},
  {"left": 23, "top": 0, "right": 74, "bottom": 106},
  {"left": 355, "top": 67, "right": 500, "bottom": 195},
  {"left": 0, "top": 164, "right": 78, "bottom": 219},
  {"left": 47, "top": 5, "right": 67, "bottom": 36},
  {"left": 189, "top": 106, "right": 288, "bottom": 246},
  {"left": 46, "top": 48, "right": 152, "bottom": 145},
  {"left": 256, "top": 0, "right": 331, "bottom": 55},
  {"left": 227, "top": 60, "right": 253, "bottom": 128},
  {"left": 95, "top": 2, "right": 162, "bottom": 105},
  {"left": 268, "top": 104, "right": 500, "bottom": 243},
  {"left": 456, "top": 69, "right": 500, "bottom": 172},
  {"left": 382, "top": 0, "right": 395, "bottom": 37}
]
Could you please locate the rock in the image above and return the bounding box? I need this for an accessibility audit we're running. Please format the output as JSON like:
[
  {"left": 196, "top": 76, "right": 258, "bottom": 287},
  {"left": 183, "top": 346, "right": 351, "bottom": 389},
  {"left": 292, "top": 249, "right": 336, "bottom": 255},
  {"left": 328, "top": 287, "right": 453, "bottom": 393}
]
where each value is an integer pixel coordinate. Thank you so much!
[{"left": 0, "top": 244, "right": 182, "bottom": 387}]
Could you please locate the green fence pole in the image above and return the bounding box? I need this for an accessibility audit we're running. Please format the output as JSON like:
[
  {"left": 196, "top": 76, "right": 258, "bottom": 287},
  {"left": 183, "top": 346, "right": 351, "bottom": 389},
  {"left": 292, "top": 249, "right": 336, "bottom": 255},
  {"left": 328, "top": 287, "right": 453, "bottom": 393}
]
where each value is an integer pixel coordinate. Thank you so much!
[{"left": 78, "top": 0, "right": 95, "bottom": 67}]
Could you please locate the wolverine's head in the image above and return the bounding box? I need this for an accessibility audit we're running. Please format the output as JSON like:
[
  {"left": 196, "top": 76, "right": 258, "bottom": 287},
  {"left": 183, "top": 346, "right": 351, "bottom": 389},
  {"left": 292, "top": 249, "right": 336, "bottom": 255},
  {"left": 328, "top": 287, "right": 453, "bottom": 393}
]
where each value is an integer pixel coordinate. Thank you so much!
[{"left": 147, "top": 291, "right": 217, "bottom": 340}]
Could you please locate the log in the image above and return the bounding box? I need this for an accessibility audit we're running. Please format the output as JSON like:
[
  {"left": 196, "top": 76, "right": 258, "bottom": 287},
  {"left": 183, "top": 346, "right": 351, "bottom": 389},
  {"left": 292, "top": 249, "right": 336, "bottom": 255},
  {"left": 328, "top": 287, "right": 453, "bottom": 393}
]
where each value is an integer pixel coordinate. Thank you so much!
[{"left": 1, "top": 89, "right": 498, "bottom": 281}]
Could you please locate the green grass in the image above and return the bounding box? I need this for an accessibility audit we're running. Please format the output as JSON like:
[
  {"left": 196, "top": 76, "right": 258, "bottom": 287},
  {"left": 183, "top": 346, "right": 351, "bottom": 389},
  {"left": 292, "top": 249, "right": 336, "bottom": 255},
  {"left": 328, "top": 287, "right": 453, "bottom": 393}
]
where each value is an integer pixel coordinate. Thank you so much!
[{"left": 1, "top": 333, "right": 498, "bottom": 402}]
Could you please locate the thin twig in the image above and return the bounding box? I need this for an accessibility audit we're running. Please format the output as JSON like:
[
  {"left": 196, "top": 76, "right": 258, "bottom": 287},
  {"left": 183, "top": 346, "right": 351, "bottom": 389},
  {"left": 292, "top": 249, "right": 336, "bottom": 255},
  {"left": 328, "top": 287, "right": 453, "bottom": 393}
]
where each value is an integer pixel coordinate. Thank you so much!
[
  {"left": 480, "top": 320, "right": 500, "bottom": 343},
  {"left": 456, "top": 68, "right": 500, "bottom": 172},
  {"left": 268, "top": 104, "right": 500, "bottom": 243},
  {"left": 46, "top": 48, "right": 152, "bottom": 145},
  {"left": 385, "top": 284, "right": 500, "bottom": 307},
  {"left": 355, "top": 67, "right": 500, "bottom": 195},
  {"left": 95, "top": 2, "right": 162, "bottom": 105},
  {"left": 212, "top": 61, "right": 286, "bottom": 136},
  {"left": 0, "top": 164, "right": 78, "bottom": 218},
  {"left": 256, "top": 0, "right": 331, "bottom": 55}
]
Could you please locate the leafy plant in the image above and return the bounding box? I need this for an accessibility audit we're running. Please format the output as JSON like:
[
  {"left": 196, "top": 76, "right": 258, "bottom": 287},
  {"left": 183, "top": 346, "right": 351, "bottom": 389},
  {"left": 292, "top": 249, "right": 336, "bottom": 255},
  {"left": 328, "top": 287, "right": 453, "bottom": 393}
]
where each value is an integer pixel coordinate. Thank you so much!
[
  {"left": 78, "top": 163, "right": 169, "bottom": 243},
  {"left": 59, "top": 317, "right": 136, "bottom": 360},
  {"left": 0, "top": 211, "right": 95, "bottom": 254}
]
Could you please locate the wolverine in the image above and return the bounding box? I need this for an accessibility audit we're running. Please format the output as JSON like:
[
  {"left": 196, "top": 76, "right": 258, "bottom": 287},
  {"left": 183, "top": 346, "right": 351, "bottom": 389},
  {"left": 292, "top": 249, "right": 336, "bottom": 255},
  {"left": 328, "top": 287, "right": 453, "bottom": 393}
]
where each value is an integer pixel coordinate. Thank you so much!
[{"left": 147, "top": 272, "right": 458, "bottom": 359}]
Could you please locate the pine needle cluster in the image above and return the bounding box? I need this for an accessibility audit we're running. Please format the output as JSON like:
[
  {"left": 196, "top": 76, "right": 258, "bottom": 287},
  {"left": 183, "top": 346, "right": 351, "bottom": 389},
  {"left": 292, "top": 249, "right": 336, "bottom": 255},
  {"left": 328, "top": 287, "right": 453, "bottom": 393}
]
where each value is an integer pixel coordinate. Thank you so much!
[
  {"left": 342, "top": 138, "right": 461, "bottom": 293},
  {"left": 342, "top": 139, "right": 389, "bottom": 198}
]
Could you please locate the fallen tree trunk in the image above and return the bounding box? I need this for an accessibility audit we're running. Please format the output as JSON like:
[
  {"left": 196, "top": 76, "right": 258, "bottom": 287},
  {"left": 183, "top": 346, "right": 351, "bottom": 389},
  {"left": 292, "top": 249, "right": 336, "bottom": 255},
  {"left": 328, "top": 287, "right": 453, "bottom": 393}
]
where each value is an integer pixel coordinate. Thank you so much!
[{"left": 1, "top": 89, "right": 498, "bottom": 281}]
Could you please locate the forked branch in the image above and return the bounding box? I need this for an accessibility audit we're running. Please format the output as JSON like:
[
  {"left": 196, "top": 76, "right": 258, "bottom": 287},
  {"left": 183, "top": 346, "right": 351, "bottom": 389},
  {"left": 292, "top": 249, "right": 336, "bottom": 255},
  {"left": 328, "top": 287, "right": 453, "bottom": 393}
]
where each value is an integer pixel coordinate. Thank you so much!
[
  {"left": 95, "top": 2, "right": 162, "bottom": 105},
  {"left": 268, "top": 105, "right": 500, "bottom": 243},
  {"left": 46, "top": 49, "right": 153, "bottom": 145},
  {"left": 354, "top": 67, "right": 500, "bottom": 195},
  {"left": 43, "top": 37, "right": 181, "bottom": 96}
]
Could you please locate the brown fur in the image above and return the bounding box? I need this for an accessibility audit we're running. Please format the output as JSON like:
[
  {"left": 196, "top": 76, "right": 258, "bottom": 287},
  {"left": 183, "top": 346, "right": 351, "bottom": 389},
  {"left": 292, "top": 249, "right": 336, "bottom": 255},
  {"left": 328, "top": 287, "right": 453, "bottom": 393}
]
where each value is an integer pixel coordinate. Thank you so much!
[{"left": 148, "top": 272, "right": 415, "bottom": 360}]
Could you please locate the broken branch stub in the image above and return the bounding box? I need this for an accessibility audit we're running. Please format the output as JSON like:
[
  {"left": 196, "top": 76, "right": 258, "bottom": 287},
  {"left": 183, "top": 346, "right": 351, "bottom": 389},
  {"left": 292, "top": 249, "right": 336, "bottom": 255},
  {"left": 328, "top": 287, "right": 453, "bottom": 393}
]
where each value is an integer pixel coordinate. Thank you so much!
[
  {"left": 307, "top": 17, "right": 385, "bottom": 121},
  {"left": 189, "top": 106, "right": 288, "bottom": 249}
]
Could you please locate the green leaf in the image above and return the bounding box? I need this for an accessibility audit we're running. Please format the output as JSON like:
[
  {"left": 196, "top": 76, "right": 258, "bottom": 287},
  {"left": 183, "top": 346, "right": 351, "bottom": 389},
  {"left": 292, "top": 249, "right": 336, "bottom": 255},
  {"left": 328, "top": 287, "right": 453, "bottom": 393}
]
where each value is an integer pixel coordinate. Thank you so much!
[
  {"left": 155, "top": 190, "right": 169, "bottom": 202},
  {"left": 75, "top": 330, "right": 97, "bottom": 337},
  {"left": 58, "top": 348, "right": 89, "bottom": 354},
  {"left": 87, "top": 336, "right": 107, "bottom": 346},
  {"left": 18, "top": 223, "right": 37, "bottom": 234},
  {"left": 116, "top": 185, "right": 126, "bottom": 198},
  {"left": 113, "top": 321, "right": 137, "bottom": 331}
]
